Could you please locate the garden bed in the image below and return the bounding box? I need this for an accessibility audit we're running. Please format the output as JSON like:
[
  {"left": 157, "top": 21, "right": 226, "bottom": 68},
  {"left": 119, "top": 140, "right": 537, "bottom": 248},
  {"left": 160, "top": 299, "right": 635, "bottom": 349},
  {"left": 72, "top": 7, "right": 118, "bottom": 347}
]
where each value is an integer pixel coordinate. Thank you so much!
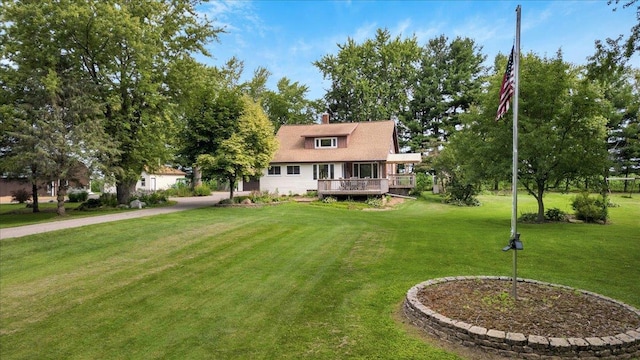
[{"left": 404, "top": 276, "right": 640, "bottom": 359}]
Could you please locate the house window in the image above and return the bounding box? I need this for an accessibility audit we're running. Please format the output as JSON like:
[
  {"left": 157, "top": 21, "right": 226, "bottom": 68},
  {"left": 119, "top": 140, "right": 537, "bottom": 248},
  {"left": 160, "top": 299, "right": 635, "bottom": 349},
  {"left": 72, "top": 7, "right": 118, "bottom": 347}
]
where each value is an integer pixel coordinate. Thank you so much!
[
  {"left": 286, "top": 165, "right": 300, "bottom": 175},
  {"left": 353, "top": 163, "right": 378, "bottom": 178},
  {"left": 140, "top": 176, "right": 146, "bottom": 187},
  {"left": 313, "top": 164, "right": 334, "bottom": 180},
  {"left": 268, "top": 166, "right": 281, "bottom": 175},
  {"left": 314, "top": 137, "right": 337, "bottom": 149}
]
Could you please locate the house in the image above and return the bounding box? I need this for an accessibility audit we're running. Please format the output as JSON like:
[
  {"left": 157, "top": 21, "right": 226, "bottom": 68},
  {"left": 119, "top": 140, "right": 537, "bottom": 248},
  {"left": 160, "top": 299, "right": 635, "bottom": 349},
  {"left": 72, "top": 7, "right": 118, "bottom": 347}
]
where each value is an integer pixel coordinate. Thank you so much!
[
  {"left": 136, "top": 166, "right": 187, "bottom": 191},
  {"left": 0, "top": 163, "right": 90, "bottom": 198},
  {"left": 257, "top": 114, "right": 421, "bottom": 197}
]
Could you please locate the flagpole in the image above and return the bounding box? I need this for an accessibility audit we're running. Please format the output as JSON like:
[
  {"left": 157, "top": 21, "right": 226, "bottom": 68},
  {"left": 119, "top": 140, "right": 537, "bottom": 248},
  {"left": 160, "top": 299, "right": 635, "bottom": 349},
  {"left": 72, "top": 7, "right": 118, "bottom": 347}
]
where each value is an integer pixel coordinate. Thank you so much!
[{"left": 511, "top": 5, "right": 521, "bottom": 300}]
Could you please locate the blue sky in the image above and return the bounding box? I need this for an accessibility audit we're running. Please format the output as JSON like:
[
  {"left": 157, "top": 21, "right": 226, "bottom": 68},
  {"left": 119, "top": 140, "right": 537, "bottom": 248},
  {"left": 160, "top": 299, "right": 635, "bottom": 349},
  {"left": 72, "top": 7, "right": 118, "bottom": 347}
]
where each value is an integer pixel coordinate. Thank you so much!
[{"left": 196, "top": 1, "right": 638, "bottom": 100}]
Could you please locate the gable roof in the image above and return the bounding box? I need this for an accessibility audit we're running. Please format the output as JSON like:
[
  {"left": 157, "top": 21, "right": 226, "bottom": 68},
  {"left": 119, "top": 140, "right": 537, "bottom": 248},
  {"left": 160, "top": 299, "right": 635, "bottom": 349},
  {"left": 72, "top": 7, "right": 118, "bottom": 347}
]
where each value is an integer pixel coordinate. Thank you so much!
[
  {"left": 300, "top": 123, "right": 358, "bottom": 137},
  {"left": 145, "top": 166, "right": 187, "bottom": 176},
  {"left": 272, "top": 121, "right": 398, "bottom": 163}
]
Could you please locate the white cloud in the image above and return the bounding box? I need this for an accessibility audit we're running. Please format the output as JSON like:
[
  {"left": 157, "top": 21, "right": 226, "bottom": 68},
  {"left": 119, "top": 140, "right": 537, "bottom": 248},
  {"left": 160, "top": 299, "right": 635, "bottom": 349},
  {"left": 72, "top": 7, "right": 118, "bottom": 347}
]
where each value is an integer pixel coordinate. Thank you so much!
[
  {"left": 452, "top": 16, "right": 500, "bottom": 43},
  {"left": 351, "top": 22, "right": 378, "bottom": 43},
  {"left": 392, "top": 18, "right": 412, "bottom": 37},
  {"left": 289, "top": 39, "right": 314, "bottom": 56}
]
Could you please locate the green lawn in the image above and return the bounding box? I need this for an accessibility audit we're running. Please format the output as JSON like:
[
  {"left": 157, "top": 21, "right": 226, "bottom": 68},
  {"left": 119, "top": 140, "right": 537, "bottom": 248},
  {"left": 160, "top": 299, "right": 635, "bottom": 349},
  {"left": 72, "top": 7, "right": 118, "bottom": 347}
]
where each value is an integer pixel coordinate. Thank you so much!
[
  {"left": 0, "top": 201, "right": 175, "bottom": 229},
  {"left": 1, "top": 193, "right": 638, "bottom": 359}
]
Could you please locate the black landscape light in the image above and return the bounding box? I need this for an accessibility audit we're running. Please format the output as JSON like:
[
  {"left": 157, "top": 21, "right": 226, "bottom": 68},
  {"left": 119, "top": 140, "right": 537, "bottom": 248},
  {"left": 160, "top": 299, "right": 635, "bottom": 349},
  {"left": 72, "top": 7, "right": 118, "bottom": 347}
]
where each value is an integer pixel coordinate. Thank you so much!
[{"left": 502, "top": 233, "right": 523, "bottom": 251}]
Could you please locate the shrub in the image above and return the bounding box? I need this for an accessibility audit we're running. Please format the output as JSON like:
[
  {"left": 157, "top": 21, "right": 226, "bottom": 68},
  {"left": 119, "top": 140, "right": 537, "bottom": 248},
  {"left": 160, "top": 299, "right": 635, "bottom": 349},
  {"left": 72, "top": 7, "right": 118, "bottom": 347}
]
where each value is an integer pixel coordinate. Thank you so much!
[
  {"left": 410, "top": 173, "right": 433, "bottom": 195},
  {"left": 322, "top": 196, "right": 337, "bottom": 204},
  {"left": 131, "top": 191, "right": 167, "bottom": 206},
  {"left": 68, "top": 190, "right": 89, "bottom": 203},
  {"left": 230, "top": 196, "right": 247, "bottom": 204},
  {"left": 77, "top": 198, "right": 102, "bottom": 210},
  {"left": 193, "top": 184, "right": 211, "bottom": 196},
  {"left": 10, "top": 189, "right": 31, "bottom": 203},
  {"left": 99, "top": 193, "right": 118, "bottom": 207},
  {"left": 442, "top": 183, "right": 480, "bottom": 207},
  {"left": 519, "top": 212, "right": 538, "bottom": 223},
  {"left": 571, "top": 193, "right": 607, "bottom": 223},
  {"left": 545, "top": 207, "right": 567, "bottom": 222},
  {"left": 164, "top": 182, "right": 193, "bottom": 197},
  {"left": 443, "top": 192, "right": 480, "bottom": 207},
  {"left": 249, "top": 190, "right": 282, "bottom": 203},
  {"left": 365, "top": 196, "right": 383, "bottom": 208}
]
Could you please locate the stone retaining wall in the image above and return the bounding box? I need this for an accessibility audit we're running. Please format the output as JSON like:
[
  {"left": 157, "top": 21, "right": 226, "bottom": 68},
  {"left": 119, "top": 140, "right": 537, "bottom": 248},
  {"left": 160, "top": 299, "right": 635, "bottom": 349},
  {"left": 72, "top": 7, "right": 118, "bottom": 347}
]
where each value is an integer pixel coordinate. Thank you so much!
[{"left": 403, "top": 276, "right": 640, "bottom": 359}]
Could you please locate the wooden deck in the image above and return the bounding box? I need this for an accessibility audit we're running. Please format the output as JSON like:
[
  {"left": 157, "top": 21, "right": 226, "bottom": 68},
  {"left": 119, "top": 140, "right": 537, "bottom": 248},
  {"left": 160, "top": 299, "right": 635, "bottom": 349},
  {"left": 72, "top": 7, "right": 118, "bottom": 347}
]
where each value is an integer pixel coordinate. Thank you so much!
[
  {"left": 317, "top": 175, "right": 415, "bottom": 197},
  {"left": 388, "top": 174, "right": 415, "bottom": 188}
]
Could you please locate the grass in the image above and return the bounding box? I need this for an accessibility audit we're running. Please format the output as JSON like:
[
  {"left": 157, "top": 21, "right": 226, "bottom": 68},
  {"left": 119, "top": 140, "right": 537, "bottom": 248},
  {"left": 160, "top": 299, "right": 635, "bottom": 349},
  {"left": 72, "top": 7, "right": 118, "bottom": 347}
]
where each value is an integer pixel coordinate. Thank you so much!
[
  {"left": 0, "top": 202, "right": 88, "bottom": 228},
  {"left": 0, "top": 201, "right": 175, "bottom": 229},
  {"left": 1, "top": 193, "right": 638, "bottom": 359}
]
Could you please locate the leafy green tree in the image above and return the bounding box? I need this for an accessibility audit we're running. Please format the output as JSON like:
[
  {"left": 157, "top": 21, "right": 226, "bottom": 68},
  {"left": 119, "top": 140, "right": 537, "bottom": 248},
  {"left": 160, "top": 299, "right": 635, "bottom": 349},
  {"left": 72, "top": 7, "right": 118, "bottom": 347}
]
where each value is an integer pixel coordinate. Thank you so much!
[
  {"left": 1, "top": 1, "right": 117, "bottom": 215},
  {"left": 263, "top": 77, "right": 318, "bottom": 132},
  {"left": 402, "top": 35, "right": 485, "bottom": 153},
  {"left": 587, "top": 41, "right": 640, "bottom": 192},
  {"left": 1, "top": 66, "right": 114, "bottom": 216},
  {"left": 610, "top": 69, "right": 640, "bottom": 189},
  {"left": 197, "top": 96, "right": 278, "bottom": 199},
  {"left": 455, "top": 52, "right": 609, "bottom": 222},
  {"left": 608, "top": 0, "right": 639, "bottom": 58},
  {"left": 241, "top": 67, "right": 271, "bottom": 102},
  {"left": 432, "top": 144, "right": 480, "bottom": 206},
  {"left": 180, "top": 84, "right": 245, "bottom": 169},
  {"left": 4, "top": 0, "right": 222, "bottom": 204},
  {"left": 314, "top": 28, "right": 421, "bottom": 122}
]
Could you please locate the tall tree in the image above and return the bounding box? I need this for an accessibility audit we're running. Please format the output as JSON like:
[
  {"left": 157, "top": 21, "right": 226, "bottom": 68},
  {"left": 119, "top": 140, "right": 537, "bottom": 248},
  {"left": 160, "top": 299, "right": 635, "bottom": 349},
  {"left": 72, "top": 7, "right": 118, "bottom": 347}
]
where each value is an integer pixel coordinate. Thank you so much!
[
  {"left": 314, "top": 28, "right": 421, "bottom": 123},
  {"left": 12, "top": 0, "right": 222, "bottom": 204},
  {"left": 608, "top": 0, "right": 640, "bottom": 58},
  {"left": 197, "top": 96, "right": 278, "bottom": 199},
  {"left": 179, "top": 83, "right": 245, "bottom": 173},
  {"left": 453, "top": 51, "right": 609, "bottom": 222},
  {"left": 1, "top": 1, "right": 117, "bottom": 214},
  {"left": 587, "top": 39, "right": 640, "bottom": 192},
  {"left": 402, "top": 36, "right": 485, "bottom": 154},
  {"left": 609, "top": 69, "right": 640, "bottom": 189},
  {"left": 178, "top": 60, "right": 274, "bottom": 183},
  {"left": 262, "top": 77, "right": 318, "bottom": 132}
]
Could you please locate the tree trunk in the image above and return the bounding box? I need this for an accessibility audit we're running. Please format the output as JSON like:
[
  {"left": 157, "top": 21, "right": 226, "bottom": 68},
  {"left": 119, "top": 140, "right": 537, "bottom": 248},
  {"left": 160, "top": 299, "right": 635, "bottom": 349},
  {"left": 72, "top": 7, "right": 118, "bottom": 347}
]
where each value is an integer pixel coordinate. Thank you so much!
[
  {"left": 535, "top": 185, "right": 545, "bottom": 223},
  {"left": 31, "top": 182, "right": 40, "bottom": 213},
  {"left": 193, "top": 166, "right": 202, "bottom": 188},
  {"left": 623, "top": 168, "right": 629, "bottom": 193},
  {"left": 116, "top": 180, "right": 136, "bottom": 205},
  {"left": 56, "top": 181, "right": 67, "bottom": 216},
  {"left": 228, "top": 175, "right": 236, "bottom": 200}
]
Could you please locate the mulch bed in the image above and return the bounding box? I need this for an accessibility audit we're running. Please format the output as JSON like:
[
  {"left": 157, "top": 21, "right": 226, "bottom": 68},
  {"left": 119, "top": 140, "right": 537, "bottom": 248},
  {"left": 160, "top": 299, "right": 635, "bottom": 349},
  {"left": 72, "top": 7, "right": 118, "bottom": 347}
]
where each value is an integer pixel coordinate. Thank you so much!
[{"left": 417, "top": 279, "right": 640, "bottom": 338}]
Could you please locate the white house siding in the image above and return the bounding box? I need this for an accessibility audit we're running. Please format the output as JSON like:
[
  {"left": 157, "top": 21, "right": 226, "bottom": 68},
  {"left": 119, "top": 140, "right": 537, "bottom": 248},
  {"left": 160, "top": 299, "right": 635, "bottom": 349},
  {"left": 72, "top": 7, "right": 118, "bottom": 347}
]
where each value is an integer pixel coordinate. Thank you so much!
[
  {"left": 260, "top": 163, "right": 345, "bottom": 195},
  {"left": 136, "top": 171, "right": 186, "bottom": 191}
]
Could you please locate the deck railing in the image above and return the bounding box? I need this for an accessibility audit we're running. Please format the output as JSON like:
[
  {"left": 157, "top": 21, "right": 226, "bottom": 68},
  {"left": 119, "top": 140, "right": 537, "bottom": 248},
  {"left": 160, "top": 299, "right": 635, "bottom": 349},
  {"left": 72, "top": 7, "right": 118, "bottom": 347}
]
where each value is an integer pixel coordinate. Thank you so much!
[
  {"left": 317, "top": 178, "right": 389, "bottom": 196},
  {"left": 388, "top": 174, "right": 416, "bottom": 188},
  {"left": 317, "top": 175, "right": 415, "bottom": 196}
]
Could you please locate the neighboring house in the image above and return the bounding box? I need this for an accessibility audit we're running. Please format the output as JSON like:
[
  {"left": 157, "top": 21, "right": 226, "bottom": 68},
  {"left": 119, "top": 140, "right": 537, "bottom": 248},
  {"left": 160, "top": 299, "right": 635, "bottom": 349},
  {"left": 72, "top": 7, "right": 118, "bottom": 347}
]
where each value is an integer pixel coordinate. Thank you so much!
[
  {"left": 256, "top": 115, "right": 421, "bottom": 197},
  {"left": 136, "top": 166, "right": 187, "bottom": 191},
  {"left": 0, "top": 163, "right": 90, "bottom": 198}
]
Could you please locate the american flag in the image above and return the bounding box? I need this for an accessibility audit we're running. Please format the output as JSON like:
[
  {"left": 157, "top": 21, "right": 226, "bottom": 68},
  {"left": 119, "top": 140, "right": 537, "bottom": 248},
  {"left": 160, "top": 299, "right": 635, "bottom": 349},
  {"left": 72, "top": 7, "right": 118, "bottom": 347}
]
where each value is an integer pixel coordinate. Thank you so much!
[{"left": 496, "top": 46, "right": 515, "bottom": 120}]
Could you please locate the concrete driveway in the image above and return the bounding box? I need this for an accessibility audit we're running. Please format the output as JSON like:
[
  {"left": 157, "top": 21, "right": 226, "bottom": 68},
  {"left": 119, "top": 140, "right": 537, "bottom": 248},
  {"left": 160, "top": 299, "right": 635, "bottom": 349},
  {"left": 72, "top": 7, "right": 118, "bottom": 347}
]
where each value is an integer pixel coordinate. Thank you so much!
[{"left": 0, "top": 192, "right": 245, "bottom": 240}]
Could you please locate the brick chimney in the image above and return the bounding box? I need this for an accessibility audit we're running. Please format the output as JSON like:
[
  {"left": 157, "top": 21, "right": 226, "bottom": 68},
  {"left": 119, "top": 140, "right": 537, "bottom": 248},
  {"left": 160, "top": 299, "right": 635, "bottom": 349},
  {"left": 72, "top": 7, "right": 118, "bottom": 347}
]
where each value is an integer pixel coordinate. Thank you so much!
[{"left": 321, "top": 113, "right": 330, "bottom": 124}]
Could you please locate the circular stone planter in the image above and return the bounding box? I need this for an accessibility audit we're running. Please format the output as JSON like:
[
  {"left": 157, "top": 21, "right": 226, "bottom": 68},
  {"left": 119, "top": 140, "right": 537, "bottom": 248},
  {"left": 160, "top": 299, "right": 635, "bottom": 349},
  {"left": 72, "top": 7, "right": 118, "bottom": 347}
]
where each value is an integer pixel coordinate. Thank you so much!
[{"left": 403, "top": 276, "right": 640, "bottom": 359}]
